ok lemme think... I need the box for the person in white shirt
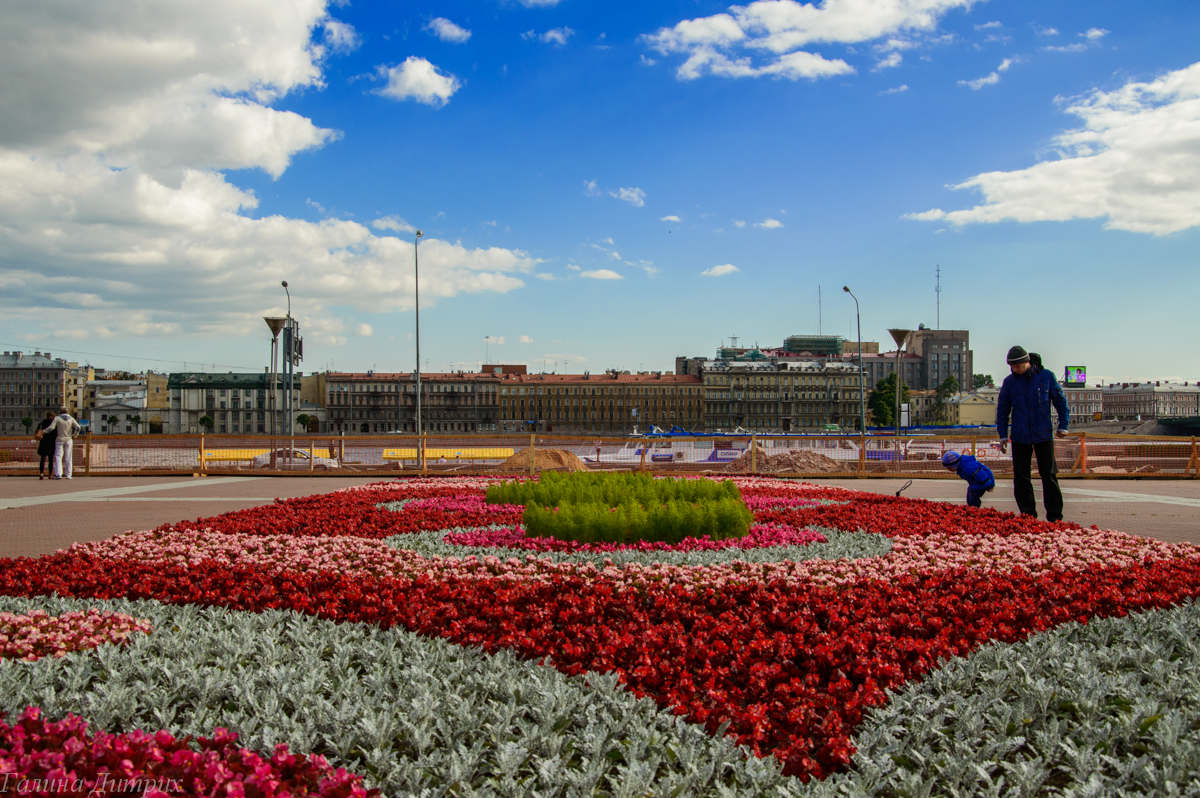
[49,406,82,480]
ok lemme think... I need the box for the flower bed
[0,477,1199,795]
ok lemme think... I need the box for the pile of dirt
[500,448,588,472]
[723,447,844,473]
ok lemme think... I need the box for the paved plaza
[0,475,1197,559]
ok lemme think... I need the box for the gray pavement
[1,475,1197,559]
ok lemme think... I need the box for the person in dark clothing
[996,345,1070,521]
[941,450,995,508]
[34,410,56,480]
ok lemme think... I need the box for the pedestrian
[940,450,995,508]
[49,406,82,480]
[34,410,56,479]
[995,346,1070,521]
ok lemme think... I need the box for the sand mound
[501,448,588,472]
[724,447,844,473]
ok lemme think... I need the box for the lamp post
[887,328,912,440]
[414,230,423,441]
[842,287,865,435]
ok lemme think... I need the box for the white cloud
[516,0,564,6]
[307,198,326,213]
[1034,26,1060,36]
[1042,43,1087,54]
[354,323,373,337]
[1083,27,1109,40]
[376,57,461,107]
[483,220,497,226]
[610,187,646,207]
[518,335,534,343]
[0,3,544,344]
[881,84,909,94]
[974,21,1002,30]
[959,71,1000,90]
[601,237,615,244]
[323,19,361,53]
[638,260,660,277]
[567,264,581,271]
[372,215,418,234]
[523,27,574,46]
[907,61,1200,235]
[645,0,972,82]
[425,17,471,44]
[535,272,555,280]
[583,179,601,196]
[702,264,740,276]
[874,52,902,70]
[580,269,623,280]
[755,218,784,229]
[733,219,746,227]
[998,57,1018,72]
[486,336,506,345]
[660,214,681,221]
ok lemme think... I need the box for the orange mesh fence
[0,432,1196,478]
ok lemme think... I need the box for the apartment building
[696,359,862,432]
[167,372,301,434]
[1102,381,1200,422]
[1063,386,1103,423]
[0,351,70,434]
[326,371,501,434]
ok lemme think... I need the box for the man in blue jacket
[996,346,1070,521]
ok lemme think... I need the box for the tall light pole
[888,328,912,440]
[414,230,423,438]
[842,287,865,435]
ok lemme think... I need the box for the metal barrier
[0,432,1197,478]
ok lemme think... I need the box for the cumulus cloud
[372,215,418,233]
[733,219,746,227]
[583,179,601,196]
[580,269,623,280]
[660,214,681,221]
[425,17,471,44]
[702,264,740,276]
[874,52,902,70]
[376,57,461,107]
[523,27,574,46]
[1083,27,1109,40]
[518,335,533,343]
[755,218,784,229]
[354,323,373,337]
[0,1,542,344]
[908,61,1200,234]
[881,84,909,94]
[609,187,646,206]
[644,0,972,81]
[974,21,1002,30]
[1043,43,1087,53]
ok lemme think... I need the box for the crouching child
[941,450,995,508]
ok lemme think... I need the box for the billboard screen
[1064,366,1087,386]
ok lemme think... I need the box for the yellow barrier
[201,448,332,462]
[383,447,515,461]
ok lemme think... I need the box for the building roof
[1102,382,1200,394]
[325,370,701,384]
[167,372,300,388]
[0,351,67,368]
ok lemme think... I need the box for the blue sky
[2,0,1198,386]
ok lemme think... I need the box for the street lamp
[842,287,865,436]
[414,230,423,441]
[887,328,912,439]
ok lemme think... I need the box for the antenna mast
[935,265,941,329]
[818,285,822,334]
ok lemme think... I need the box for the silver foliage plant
[812,598,1200,798]
[0,596,801,798]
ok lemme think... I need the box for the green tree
[129,414,142,434]
[867,374,911,427]
[105,414,119,432]
[198,415,214,432]
[296,413,310,433]
[973,373,995,390]
[933,375,960,424]
[20,416,33,434]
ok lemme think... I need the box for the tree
[20,416,33,434]
[973,373,995,390]
[866,374,911,427]
[129,414,142,434]
[199,415,214,432]
[295,414,310,433]
[105,414,119,433]
[933,375,960,424]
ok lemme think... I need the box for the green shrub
[492,472,753,544]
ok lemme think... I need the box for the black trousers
[1012,440,1063,521]
[38,453,51,474]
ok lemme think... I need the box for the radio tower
[935,265,941,329]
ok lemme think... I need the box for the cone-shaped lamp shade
[264,317,286,340]
[888,328,911,347]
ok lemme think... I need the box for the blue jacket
[951,454,995,491]
[996,365,1069,444]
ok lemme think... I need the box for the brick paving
[1,475,1198,559]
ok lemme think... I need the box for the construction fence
[1,432,1198,478]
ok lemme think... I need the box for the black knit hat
[1006,345,1030,364]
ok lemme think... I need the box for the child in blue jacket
[942,450,995,508]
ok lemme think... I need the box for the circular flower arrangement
[1,475,1200,796]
